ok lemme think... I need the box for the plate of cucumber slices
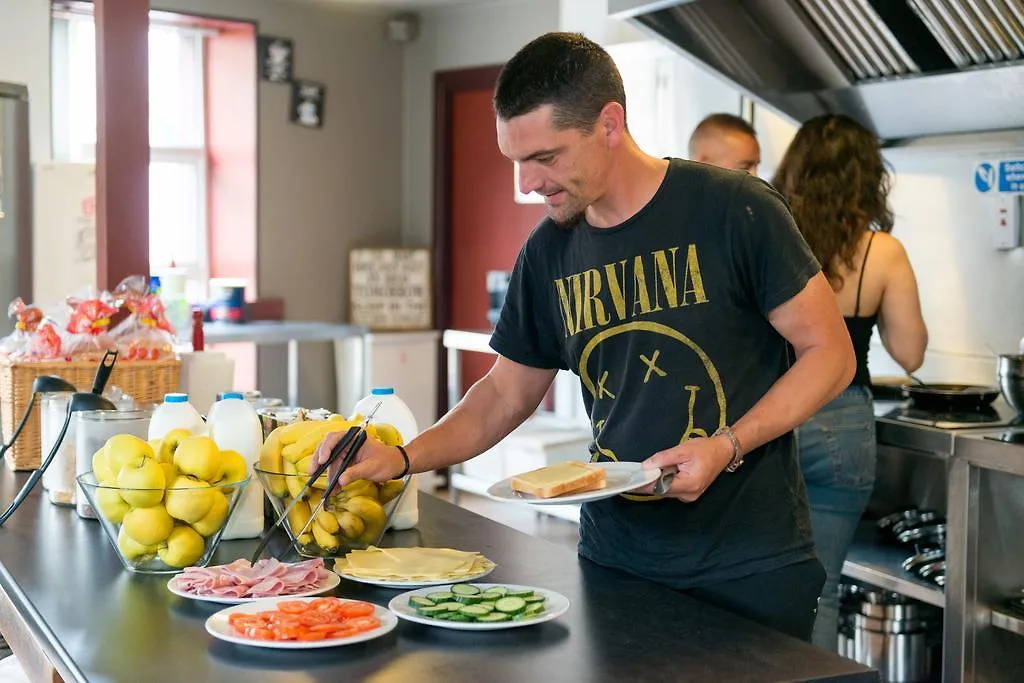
[387,583,569,631]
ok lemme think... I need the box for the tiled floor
[430,489,581,551]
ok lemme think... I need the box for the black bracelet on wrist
[396,445,411,478]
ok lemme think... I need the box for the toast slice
[510,461,606,499]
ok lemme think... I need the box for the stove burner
[889,405,1008,428]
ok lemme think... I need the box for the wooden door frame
[431,64,504,421]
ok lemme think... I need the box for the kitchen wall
[400,0,560,247]
[0,0,50,163]
[0,0,404,412]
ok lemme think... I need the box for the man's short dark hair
[493,32,626,132]
[688,113,757,156]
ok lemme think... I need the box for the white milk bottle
[207,392,265,539]
[352,387,419,530]
[148,393,206,440]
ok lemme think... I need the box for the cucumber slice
[409,596,435,608]
[450,583,482,597]
[484,586,508,596]
[523,602,545,615]
[524,595,546,604]
[453,594,484,605]
[477,602,496,612]
[417,605,450,617]
[505,590,535,599]
[426,591,454,602]
[434,601,463,612]
[494,597,527,615]
[475,613,511,623]
[446,613,472,622]
[457,605,490,619]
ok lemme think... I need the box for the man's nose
[517,162,543,195]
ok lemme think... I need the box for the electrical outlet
[993,195,1022,250]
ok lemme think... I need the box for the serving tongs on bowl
[249,402,381,563]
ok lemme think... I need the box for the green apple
[173,436,222,483]
[156,428,192,464]
[117,525,159,562]
[158,525,206,568]
[116,457,166,507]
[164,475,215,523]
[121,504,175,546]
[95,480,131,523]
[190,491,229,537]
[104,434,155,476]
[92,449,115,483]
[214,449,248,491]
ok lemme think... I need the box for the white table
[203,321,369,407]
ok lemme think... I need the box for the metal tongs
[249,402,382,563]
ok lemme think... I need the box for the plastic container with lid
[75,407,153,519]
[352,387,419,531]
[148,393,206,441]
[207,392,264,539]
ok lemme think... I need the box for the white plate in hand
[484,461,661,505]
[205,596,397,649]
[168,570,340,605]
[388,583,569,631]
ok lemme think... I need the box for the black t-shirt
[489,159,822,588]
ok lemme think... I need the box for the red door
[448,87,546,394]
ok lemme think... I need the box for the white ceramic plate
[388,583,570,631]
[484,461,662,505]
[205,596,397,649]
[337,562,496,589]
[168,570,340,605]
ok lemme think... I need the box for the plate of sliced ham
[167,558,340,604]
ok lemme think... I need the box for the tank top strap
[854,232,877,318]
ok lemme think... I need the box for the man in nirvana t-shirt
[312,33,856,642]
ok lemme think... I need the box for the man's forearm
[730,344,854,455]
[404,373,537,474]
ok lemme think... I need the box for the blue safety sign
[975,160,1024,193]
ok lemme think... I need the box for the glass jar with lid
[74,407,153,519]
[40,392,77,506]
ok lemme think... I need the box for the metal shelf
[990,606,1024,636]
[842,524,945,608]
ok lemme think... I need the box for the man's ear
[598,102,626,147]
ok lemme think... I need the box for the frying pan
[901,382,1000,411]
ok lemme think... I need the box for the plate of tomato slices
[205,596,398,649]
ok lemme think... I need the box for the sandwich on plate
[510,461,606,499]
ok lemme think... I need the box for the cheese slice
[335,546,495,581]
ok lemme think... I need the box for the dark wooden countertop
[0,471,877,682]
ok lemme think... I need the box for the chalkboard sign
[349,248,433,330]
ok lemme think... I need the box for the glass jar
[40,392,77,506]
[75,407,153,520]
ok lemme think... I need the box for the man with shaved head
[688,113,761,176]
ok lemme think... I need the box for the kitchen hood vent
[609,0,1024,142]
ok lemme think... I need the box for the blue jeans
[797,385,876,651]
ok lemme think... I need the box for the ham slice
[176,559,329,599]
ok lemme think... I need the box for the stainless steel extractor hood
[610,0,1024,142]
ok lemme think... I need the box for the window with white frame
[51,13,208,292]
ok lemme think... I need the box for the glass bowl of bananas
[255,416,409,558]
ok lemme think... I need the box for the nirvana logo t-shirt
[490,160,821,588]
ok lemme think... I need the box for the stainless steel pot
[997,354,1024,412]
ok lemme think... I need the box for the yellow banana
[286,499,312,537]
[282,421,352,462]
[378,479,406,505]
[283,459,307,501]
[258,430,288,496]
[312,520,341,551]
[297,532,314,546]
[334,510,365,540]
[372,422,404,447]
[342,479,378,502]
[344,495,387,530]
[314,507,340,534]
[277,420,326,446]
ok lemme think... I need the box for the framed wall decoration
[349,248,433,331]
[257,35,294,83]
[290,80,325,129]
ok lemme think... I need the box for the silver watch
[713,426,744,472]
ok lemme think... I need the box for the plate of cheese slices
[334,547,496,589]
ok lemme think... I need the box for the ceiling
[299,0,489,6]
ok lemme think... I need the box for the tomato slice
[297,631,328,641]
[347,616,381,633]
[338,602,375,619]
[277,601,310,614]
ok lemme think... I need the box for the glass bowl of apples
[76,432,251,574]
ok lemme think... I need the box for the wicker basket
[0,357,181,471]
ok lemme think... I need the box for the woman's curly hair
[772,114,893,289]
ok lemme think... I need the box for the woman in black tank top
[772,115,893,652]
